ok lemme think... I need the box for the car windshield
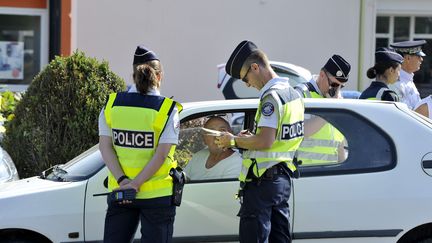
[44,144,104,182]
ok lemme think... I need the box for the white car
[217,61,361,99]
[0,99,432,243]
[218,61,312,99]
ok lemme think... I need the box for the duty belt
[247,162,289,182]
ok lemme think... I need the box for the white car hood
[0,176,74,197]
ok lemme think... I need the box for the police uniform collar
[259,77,289,99]
[371,81,389,88]
[129,85,160,95]
[309,76,324,97]
[399,69,414,83]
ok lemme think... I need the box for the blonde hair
[133,60,162,94]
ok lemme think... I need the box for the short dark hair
[241,50,269,74]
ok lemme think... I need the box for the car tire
[4,240,32,243]
[418,239,432,243]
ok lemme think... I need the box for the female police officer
[360,47,403,101]
[98,45,181,243]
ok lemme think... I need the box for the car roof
[181,98,403,117]
[217,61,312,90]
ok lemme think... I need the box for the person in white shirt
[389,40,427,109]
[415,95,432,119]
[184,116,241,180]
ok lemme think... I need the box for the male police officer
[389,40,427,109]
[215,40,304,242]
[294,55,351,164]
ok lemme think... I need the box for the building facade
[0,0,431,101]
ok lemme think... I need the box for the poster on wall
[0,41,24,80]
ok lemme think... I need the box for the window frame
[299,108,397,177]
[0,7,48,91]
[179,108,254,184]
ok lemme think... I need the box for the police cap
[323,54,351,83]
[133,45,159,65]
[390,40,426,57]
[225,40,259,79]
[375,47,403,64]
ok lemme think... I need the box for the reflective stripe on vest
[104,92,182,199]
[296,83,323,98]
[239,87,304,182]
[375,87,389,100]
[296,89,344,164]
[296,124,344,164]
[366,88,392,101]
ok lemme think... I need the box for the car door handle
[423,160,432,169]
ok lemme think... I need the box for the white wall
[72,0,360,102]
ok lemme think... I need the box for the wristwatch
[230,137,236,147]
[117,175,129,184]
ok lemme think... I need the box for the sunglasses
[241,66,252,83]
[324,71,345,88]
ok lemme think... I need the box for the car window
[175,112,244,183]
[299,108,396,177]
[298,113,348,167]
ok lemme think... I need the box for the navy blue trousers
[238,174,292,243]
[103,196,176,243]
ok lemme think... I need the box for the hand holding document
[201,127,223,136]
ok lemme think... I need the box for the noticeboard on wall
[0,9,48,91]
[0,41,24,80]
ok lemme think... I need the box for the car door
[292,108,400,243]
[173,111,244,241]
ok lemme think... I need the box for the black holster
[169,167,186,206]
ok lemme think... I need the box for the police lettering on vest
[112,129,154,149]
[281,121,304,140]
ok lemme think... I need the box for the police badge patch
[261,102,274,116]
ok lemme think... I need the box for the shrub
[0,91,22,137]
[2,51,126,178]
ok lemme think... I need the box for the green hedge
[0,91,21,135]
[2,51,126,178]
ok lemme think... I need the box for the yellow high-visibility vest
[239,87,304,182]
[295,83,345,164]
[104,92,182,199]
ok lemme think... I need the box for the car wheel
[4,240,32,243]
[418,239,432,243]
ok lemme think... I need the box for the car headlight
[0,147,19,183]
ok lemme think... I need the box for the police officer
[294,55,350,164]
[360,48,403,101]
[295,54,350,99]
[389,40,427,109]
[215,40,304,243]
[98,45,181,243]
